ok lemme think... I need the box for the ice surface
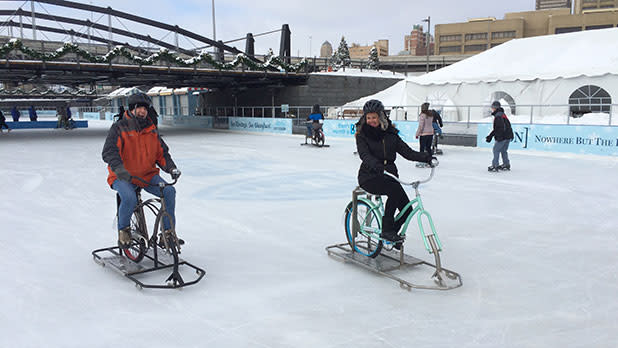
[1,121,617,347]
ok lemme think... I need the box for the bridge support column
[245,33,254,58]
[279,24,290,65]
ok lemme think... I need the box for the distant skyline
[0,0,537,56]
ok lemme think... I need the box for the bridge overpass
[0,0,306,89]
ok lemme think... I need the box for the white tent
[345,28,618,122]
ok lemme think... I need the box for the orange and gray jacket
[102,111,176,187]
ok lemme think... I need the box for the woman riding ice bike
[306,104,326,147]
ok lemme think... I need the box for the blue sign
[391,120,419,143]
[228,117,292,134]
[477,123,618,156]
[322,119,357,138]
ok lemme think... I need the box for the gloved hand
[485,135,492,143]
[114,165,131,182]
[171,168,181,180]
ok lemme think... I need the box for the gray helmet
[128,93,151,110]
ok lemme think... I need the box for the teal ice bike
[327,159,462,290]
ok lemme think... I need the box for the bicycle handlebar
[131,175,178,187]
[383,157,438,187]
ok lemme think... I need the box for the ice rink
[1,121,617,348]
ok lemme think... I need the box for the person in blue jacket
[11,106,20,122]
[28,106,38,121]
[306,104,324,137]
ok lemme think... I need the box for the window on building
[491,31,516,39]
[439,45,461,54]
[490,43,503,48]
[464,44,487,53]
[585,24,613,30]
[173,95,181,115]
[569,85,612,116]
[555,26,582,34]
[439,34,461,42]
[465,32,488,41]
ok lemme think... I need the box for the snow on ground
[1,121,617,348]
[312,68,405,79]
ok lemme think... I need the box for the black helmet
[128,93,151,110]
[363,99,384,115]
[312,104,321,114]
[421,102,430,112]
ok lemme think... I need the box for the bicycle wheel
[315,131,325,147]
[344,201,382,258]
[123,209,147,262]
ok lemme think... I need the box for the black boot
[381,216,403,242]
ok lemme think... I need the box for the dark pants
[361,175,411,232]
[419,135,433,155]
[0,120,9,130]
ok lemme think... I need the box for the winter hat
[491,101,501,109]
[421,102,430,112]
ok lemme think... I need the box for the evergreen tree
[331,36,351,68]
[367,46,379,70]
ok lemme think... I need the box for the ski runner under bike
[355,99,432,243]
[102,93,181,249]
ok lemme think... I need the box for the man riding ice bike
[306,104,325,145]
[102,93,181,249]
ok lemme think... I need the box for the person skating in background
[28,106,38,121]
[486,101,514,172]
[355,99,431,244]
[11,106,20,122]
[431,108,444,155]
[0,109,10,133]
[415,102,434,167]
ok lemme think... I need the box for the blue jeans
[492,139,511,167]
[112,174,176,231]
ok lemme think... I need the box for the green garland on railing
[0,39,308,72]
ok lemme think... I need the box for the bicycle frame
[356,165,443,254]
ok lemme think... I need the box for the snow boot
[118,227,131,249]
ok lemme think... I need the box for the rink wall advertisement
[477,124,618,156]
[228,117,292,134]
[161,115,213,128]
[323,119,420,142]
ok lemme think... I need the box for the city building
[404,25,434,56]
[574,0,618,13]
[349,40,388,59]
[435,6,618,55]
[320,41,333,58]
[536,0,572,10]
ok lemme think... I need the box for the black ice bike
[93,175,205,289]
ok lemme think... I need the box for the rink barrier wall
[160,115,292,134]
[5,120,88,129]
[477,124,618,156]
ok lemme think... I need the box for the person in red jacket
[102,93,181,249]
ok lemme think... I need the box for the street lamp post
[422,16,431,73]
[212,0,216,41]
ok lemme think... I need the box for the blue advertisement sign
[477,123,618,156]
[228,117,292,134]
[323,119,420,142]
[322,120,357,138]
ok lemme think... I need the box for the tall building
[574,0,618,13]
[348,40,388,59]
[320,41,333,58]
[435,6,618,55]
[404,25,434,56]
[536,0,572,10]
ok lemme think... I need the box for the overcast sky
[1,0,538,56]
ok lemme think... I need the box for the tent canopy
[411,28,618,85]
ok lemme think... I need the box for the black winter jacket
[488,107,514,141]
[356,123,428,184]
